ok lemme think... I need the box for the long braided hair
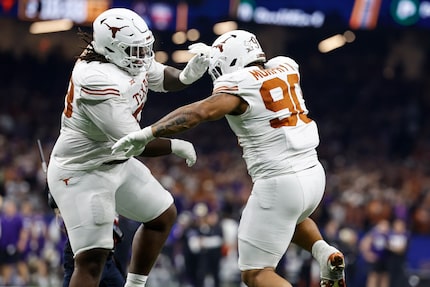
[76,28,109,63]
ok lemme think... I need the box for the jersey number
[260,74,311,128]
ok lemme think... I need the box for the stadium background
[1,0,430,286]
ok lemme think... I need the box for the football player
[47,8,209,287]
[112,29,347,287]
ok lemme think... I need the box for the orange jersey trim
[213,85,239,94]
[81,87,121,97]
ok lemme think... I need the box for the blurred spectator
[0,198,27,286]
[387,218,409,287]
[219,206,241,285]
[181,203,224,287]
[337,227,359,287]
[360,219,391,287]
[20,199,50,287]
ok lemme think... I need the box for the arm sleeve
[147,60,168,93]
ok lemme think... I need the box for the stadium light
[213,21,238,35]
[318,31,356,53]
[29,19,74,34]
[172,50,194,63]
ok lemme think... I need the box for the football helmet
[208,30,266,80]
[92,8,154,75]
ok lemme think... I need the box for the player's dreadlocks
[76,28,109,63]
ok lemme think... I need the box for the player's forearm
[139,138,172,157]
[152,106,204,137]
[163,66,188,91]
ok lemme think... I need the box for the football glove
[179,42,211,85]
[111,126,155,157]
[171,139,197,167]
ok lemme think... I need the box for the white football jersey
[214,56,320,181]
[50,59,166,170]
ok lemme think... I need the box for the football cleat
[320,252,346,287]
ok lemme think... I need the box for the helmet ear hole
[215,66,222,76]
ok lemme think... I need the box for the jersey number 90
[260,74,311,128]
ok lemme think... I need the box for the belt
[103,159,129,165]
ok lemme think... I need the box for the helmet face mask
[209,30,266,81]
[92,8,155,76]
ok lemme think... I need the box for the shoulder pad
[73,62,121,100]
[266,56,299,71]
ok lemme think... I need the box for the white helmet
[209,30,266,80]
[92,8,154,75]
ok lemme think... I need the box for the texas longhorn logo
[100,19,128,38]
[61,177,72,186]
[214,34,237,52]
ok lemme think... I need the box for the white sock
[124,273,148,287]
[311,240,341,278]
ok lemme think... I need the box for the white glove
[171,139,197,167]
[179,42,211,85]
[111,126,155,157]
[188,42,212,55]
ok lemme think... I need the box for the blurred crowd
[1,26,430,287]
